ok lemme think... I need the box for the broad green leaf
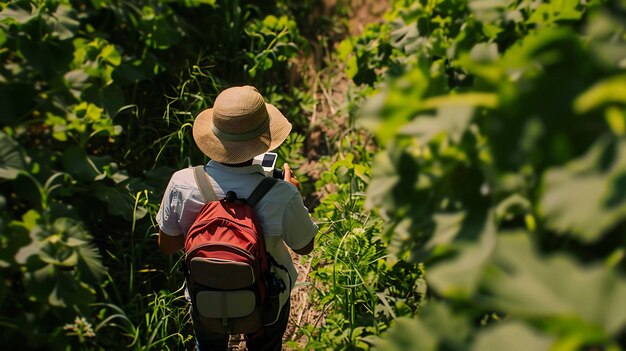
[0,3,37,24]
[573,75,626,114]
[0,131,28,179]
[64,69,89,98]
[427,211,497,297]
[469,0,509,24]
[62,146,100,182]
[469,42,499,63]
[389,17,420,52]
[471,323,554,351]
[420,212,467,254]
[92,182,136,221]
[53,217,92,242]
[345,55,358,79]
[48,271,94,308]
[399,105,474,145]
[495,193,531,222]
[585,11,626,68]
[365,151,400,211]
[183,0,216,6]
[100,44,121,66]
[421,93,498,110]
[337,39,353,61]
[540,138,626,242]
[480,233,626,337]
[358,67,428,145]
[368,317,438,351]
[0,27,6,46]
[369,301,471,351]
[46,4,79,40]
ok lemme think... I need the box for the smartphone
[252,152,278,174]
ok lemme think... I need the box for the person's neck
[219,160,253,167]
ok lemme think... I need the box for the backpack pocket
[188,257,264,334]
[196,290,256,318]
[189,257,255,289]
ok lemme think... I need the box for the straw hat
[193,86,292,164]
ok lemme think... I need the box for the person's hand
[283,163,301,189]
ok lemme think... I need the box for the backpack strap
[247,177,278,207]
[193,165,218,203]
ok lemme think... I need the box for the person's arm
[283,163,300,189]
[282,163,317,255]
[158,229,185,255]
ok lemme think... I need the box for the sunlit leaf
[0,3,37,24]
[573,75,626,114]
[47,4,79,40]
[389,17,420,53]
[540,138,626,242]
[365,151,400,211]
[369,301,472,351]
[0,27,6,46]
[471,322,554,351]
[480,233,626,337]
[368,317,437,351]
[100,44,121,66]
[427,211,497,298]
[399,105,475,145]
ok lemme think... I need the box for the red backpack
[184,166,279,335]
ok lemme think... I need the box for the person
[156,85,318,351]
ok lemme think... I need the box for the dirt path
[283,1,389,349]
[227,2,388,349]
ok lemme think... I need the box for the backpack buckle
[225,191,238,203]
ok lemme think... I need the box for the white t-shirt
[156,161,318,308]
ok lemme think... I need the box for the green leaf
[368,317,438,351]
[369,301,472,351]
[62,146,100,182]
[64,69,89,98]
[471,323,554,351]
[573,75,626,114]
[540,138,626,242]
[183,0,216,6]
[337,39,353,61]
[427,211,497,298]
[345,55,358,79]
[365,151,400,211]
[0,4,37,24]
[92,182,136,221]
[46,4,79,40]
[100,44,121,66]
[469,42,499,63]
[399,105,475,145]
[389,17,420,52]
[0,27,6,46]
[481,233,626,337]
[48,271,94,308]
[0,131,28,179]
[77,244,106,281]
[358,67,429,145]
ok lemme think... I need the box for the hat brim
[193,103,292,164]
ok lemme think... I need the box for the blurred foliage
[337,0,626,349]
